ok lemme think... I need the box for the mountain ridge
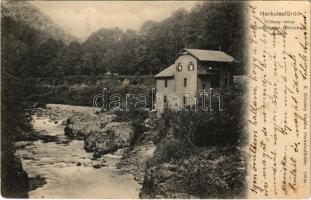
[2,1,77,44]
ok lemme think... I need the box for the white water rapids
[15,115,140,198]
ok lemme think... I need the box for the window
[177,63,182,71]
[183,96,186,106]
[188,62,194,71]
[164,79,168,88]
[184,78,187,87]
[164,95,167,104]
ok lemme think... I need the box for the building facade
[155,48,236,111]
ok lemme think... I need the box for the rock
[64,108,134,159]
[92,164,101,169]
[117,137,156,185]
[54,121,58,124]
[64,113,108,140]
[15,131,38,142]
[76,162,81,166]
[64,125,87,140]
[84,122,135,157]
[64,112,135,157]
[90,130,118,157]
[29,175,46,191]
[38,135,59,143]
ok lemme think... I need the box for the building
[155,48,236,111]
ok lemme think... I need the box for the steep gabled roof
[155,64,175,78]
[183,48,235,62]
[155,49,235,78]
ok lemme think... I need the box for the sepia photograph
[1,0,309,199]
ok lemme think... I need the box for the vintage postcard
[1,0,310,199]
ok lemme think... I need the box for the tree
[80,1,246,75]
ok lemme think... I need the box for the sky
[30,1,199,40]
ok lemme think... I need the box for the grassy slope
[140,84,247,198]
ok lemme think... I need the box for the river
[15,114,141,198]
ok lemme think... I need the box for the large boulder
[64,112,135,157]
[64,113,116,140]
[84,122,135,157]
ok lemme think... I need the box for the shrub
[142,87,247,197]
[182,146,245,198]
[147,137,191,167]
[155,86,246,147]
[142,145,246,198]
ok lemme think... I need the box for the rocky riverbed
[14,104,153,198]
[13,104,246,198]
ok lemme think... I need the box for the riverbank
[14,99,246,198]
[139,86,247,198]
[1,152,29,198]
[15,104,143,198]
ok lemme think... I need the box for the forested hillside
[2,1,76,44]
[2,1,246,78]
